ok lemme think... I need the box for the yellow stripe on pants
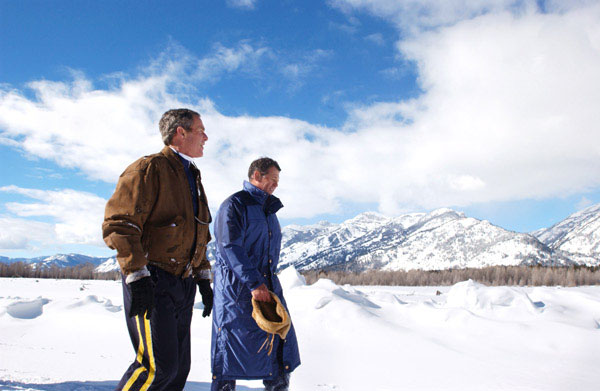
[140,312,155,391]
[123,313,153,391]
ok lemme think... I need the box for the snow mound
[6,298,50,319]
[309,279,380,310]
[446,279,542,317]
[68,295,121,312]
[279,265,306,290]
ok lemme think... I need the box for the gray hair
[158,108,200,145]
[248,157,281,179]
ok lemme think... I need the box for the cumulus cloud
[1,4,600,226]
[329,1,600,213]
[0,186,107,247]
[0,217,54,250]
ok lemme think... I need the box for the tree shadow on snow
[0,380,262,391]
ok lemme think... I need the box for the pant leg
[166,274,197,390]
[116,273,158,391]
[115,268,196,391]
[263,372,290,391]
[211,379,236,391]
[263,343,290,391]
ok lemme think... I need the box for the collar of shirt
[169,146,194,162]
[170,146,196,168]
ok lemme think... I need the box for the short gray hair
[158,108,200,145]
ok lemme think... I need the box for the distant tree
[0,261,120,280]
[301,265,600,287]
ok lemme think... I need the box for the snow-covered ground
[1,268,599,391]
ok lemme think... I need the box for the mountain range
[2,203,599,273]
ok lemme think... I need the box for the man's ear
[251,170,262,182]
[176,126,186,138]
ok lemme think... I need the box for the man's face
[252,166,280,195]
[179,116,207,158]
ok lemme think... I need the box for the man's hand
[128,277,154,319]
[251,283,272,302]
[197,279,213,317]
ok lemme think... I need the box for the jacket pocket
[146,216,185,261]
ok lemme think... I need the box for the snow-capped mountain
[278,208,573,272]
[1,253,112,269]
[532,203,600,264]
[95,257,119,273]
[2,204,598,273]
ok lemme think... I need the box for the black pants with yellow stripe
[117,265,197,391]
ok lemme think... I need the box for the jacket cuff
[125,266,151,284]
[247,275,266,292]
[193,268,211,281]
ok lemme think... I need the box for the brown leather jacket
[103,146,211,278]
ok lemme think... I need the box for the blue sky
[1,0,600,258]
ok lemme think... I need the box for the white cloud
[328,0,538,33]
[1,4,600,225]
[0,217,53,250]
[194,42,273,82]
[226,0,257,10]
[331,0,600,33]
[336,2,600,213]
[279,49,333,90]
[0,186,107,247]
[0,74,176,182]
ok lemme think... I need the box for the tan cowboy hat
[252,291,291,355]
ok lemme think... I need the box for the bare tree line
[301,265,600,287]
[2,261,599,286]
[0,262,120,280]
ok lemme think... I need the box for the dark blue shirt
[176,153,199,217]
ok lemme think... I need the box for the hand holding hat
[251,290,291,356]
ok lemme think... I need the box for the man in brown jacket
[103,108,213,391]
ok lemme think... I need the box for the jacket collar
[243,180,283,214]
[161,145,201,177]
[161,145,183,168]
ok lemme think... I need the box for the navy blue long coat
[211,181,301,381]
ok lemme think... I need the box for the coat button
[213,375,216,380]
[263,273,267,277]
[218,327,221,332]
[269,259,272,264]
[285,365,289,370]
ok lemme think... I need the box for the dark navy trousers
[116,265,197,391]
[211,343,290,391]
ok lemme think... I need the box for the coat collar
[243,180,283,214]
[161,145,202,177]
[161,145,184,170]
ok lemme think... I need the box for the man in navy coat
[211,157,300,391]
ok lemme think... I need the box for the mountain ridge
[2,204,598,273]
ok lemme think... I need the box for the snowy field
[1,268,599,391]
